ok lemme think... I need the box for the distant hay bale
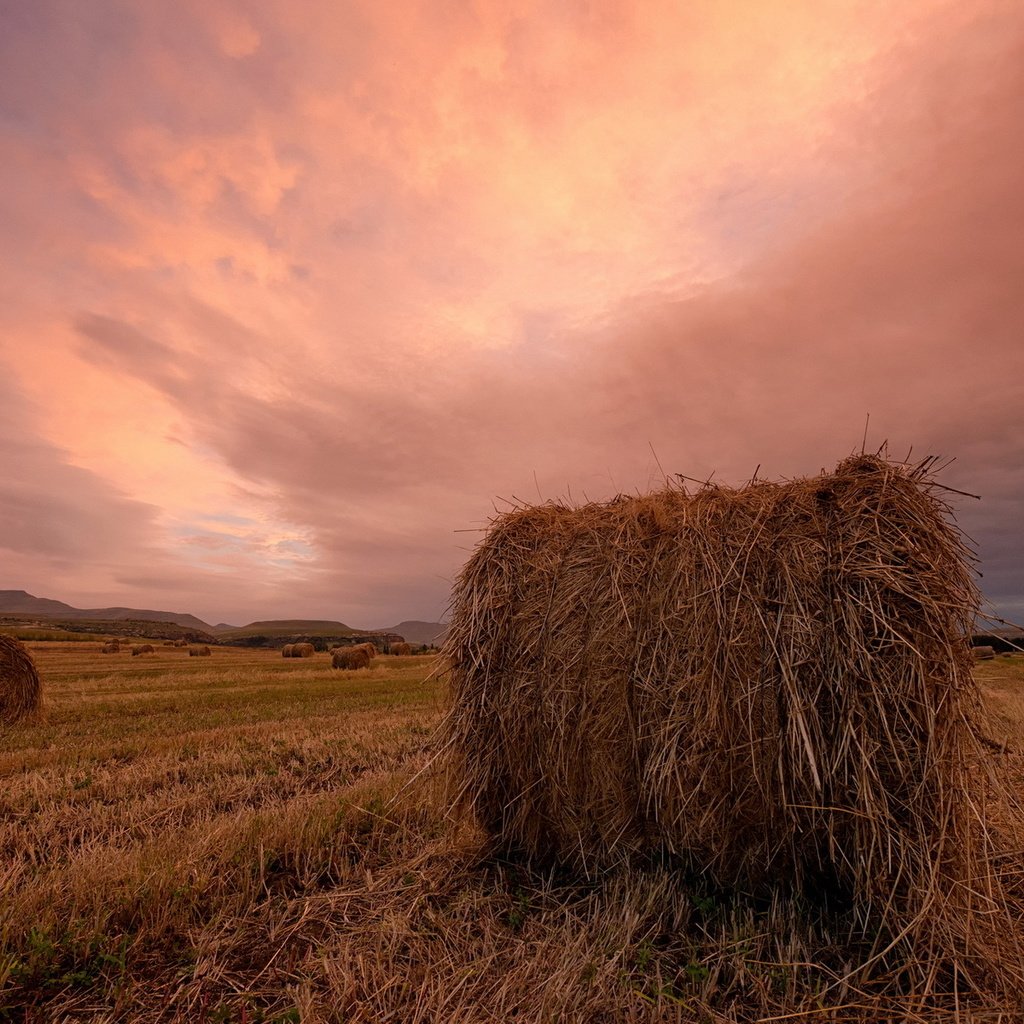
[188,646,211,657]
[173,639,189,648]
[332,647,371,670]
[974,645,996,660]
[390,642,413,656]
[101,641,120,654]
[0,635,41,725]
[281,644,295,658]
[131,644,155,656]
[442,455,1015,991]
[293,642,315,658]
[162,640,174,646]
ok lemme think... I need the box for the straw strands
[332,647,371,670]
[441,454,1020,994]
[0,635,41,725]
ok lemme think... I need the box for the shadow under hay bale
[441,454,1021,997]
[0,635,41,725]
[332,647,371,670]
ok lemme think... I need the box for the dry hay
[281,644,296,658]
[292,642,315,658]
[100,641,120,654]
[188,646,211,657]
[974,645,996,660]
[442,454,1023,1000]
[390,642,413,656]
[0,635,41,725]
[130,644,155,657]
[332,647,371,670]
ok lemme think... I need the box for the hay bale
[0,635,41,725]
[188,646,211,657]
[173,638,189,648]
[332,647,371,670]
[974,645,996,660]
[293,642,315,658]
[390,642,413,656]
[442,455,1009,986]
[131,644,155,656]
[281,644,295,658]
[101,641,120,654]
[354,642,377,658]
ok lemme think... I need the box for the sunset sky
[1,0,1022,629]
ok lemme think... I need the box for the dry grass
[2,642,1022,1021]
[0,635,41,725]
[442,454,1024,1009]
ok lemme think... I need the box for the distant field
[1,646,1023,1022]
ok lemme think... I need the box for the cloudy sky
[1,0,1022,629]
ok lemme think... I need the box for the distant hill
[0,590,214,632]
[215,619,358,639]
[378,620,448,645]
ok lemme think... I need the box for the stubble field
[2,644,1023,1023]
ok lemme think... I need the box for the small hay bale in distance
[173,638,189,648]
[973,645,996,660]
[443,455,1005,988]
[101,641,120,654]
[332,647,371,670]
[292,642,315,658]
[281,644,295,658]
[390,641,412,656]
[131,644,155,656]
[0,635,41,725]
[189,646,211,657]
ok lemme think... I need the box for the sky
[1,0,1022,629]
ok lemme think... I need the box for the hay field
[2,644,1023,1022]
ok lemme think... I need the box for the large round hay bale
[189,646,211,657]
[131,644,155,656]
[973,645,996,660]
[293,642,315,658]
[101,641,120,654]
[390,642,412,656]
[354,642,377,658]
[442,455,1003,981]
[332,647,371,670]
[281,644,295,658]
[0,635,41,725]
[173,638,189,648]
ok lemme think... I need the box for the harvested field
[1,642,1022,1022]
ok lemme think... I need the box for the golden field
[1,643,1023,1023]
